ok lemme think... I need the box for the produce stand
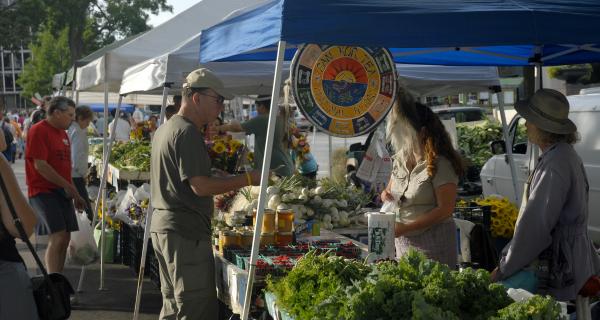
[214,230,368,314]
[89,155,150,191]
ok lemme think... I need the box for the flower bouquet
[207,135,245,173]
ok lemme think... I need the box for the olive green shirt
[390,156,458,231]
[150,115,213,240]
[242,114,293,176]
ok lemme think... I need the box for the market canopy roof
[120,30,500,96]
[199,0,600,66]
[75,0,265,92]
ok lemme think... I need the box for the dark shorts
[29,190,78,235]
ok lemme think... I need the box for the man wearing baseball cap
[493,89,600,300]
[150,68,263,319]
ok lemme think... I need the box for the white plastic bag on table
[67,211,98,265]
[117,185,138,214]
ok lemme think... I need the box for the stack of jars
[253,208,295,247]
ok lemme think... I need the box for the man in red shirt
[26,96,85,273]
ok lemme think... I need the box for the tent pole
[496,90,521,205]
[133,203,154,320]
[328,135,333,178]
[78,94,123,293]
[72,66,78,101]
[158,84,171,125]
[241,40,287,320]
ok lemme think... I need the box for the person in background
[290,127,318,179]
[0,115,16,163]
[164,105,177,121]
[0,154,39,320]
[9,115,23,160]
[150,68,264,319]
[26,96,85,273]
[381,87,464,268]
[108,109,131,142]
[95,114,106,136]
[23,95,51,143]
[173,95,182,110]
[216,95,294,176]
[492,89,600,301]
[68,105,94,221]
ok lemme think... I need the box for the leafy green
[491,295,564,320]
[91,141,151,171]
[266,249,562,320]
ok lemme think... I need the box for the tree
[44,0,172,63]
[0,0,44,49]
[17,26,72,98]
[11,0,171,96]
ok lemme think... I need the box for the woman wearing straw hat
[492,89,600,301]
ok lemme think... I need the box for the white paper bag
[367,212,396,262]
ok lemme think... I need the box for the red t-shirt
[25,120,72,197]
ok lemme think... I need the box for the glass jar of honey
[240,230,254,248]
[276,231,294,246]
[260,232,275,247]
[277,209,294,232]
[253,209,276,233]
[219,230,240,254]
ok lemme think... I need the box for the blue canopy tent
[199,0,600,66]
[88,103,135,114]
[198,1,600,318]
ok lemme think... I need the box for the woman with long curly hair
[381,88,464,267]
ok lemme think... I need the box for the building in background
[0,46,30,111]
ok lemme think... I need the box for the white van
[480,93,600,242]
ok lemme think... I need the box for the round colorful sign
[291,44,397,137]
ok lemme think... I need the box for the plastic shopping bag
[67,211,98,265]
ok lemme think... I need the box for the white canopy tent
[75,0,266,93]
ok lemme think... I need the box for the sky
[148,0,199,27]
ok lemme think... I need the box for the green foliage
[491,295,564,320]
[91,141,150,171]
[266,250,371,320]
[0,0,44,49]
[17,25,71,98]
[457,121,527,168]
[267,249,564,320]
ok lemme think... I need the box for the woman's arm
[395,183,457,237]
[0,156,37,238]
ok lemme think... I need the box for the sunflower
[212,142,227,154]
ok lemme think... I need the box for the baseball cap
[183,68,233,100]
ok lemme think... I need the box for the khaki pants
[151,232,217,320]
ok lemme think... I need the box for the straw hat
[514,88,576,134]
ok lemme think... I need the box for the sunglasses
[198,93,225,104]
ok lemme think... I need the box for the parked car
[480,93,600,242]
[432,106,488,125]
[294,110,313,132]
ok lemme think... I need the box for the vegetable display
[235,175,372,229]
[91,141,151,172]
[267,250,563,320]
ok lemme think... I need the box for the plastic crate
[454,205,492,231]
